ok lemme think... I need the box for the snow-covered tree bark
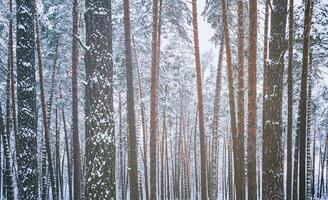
[297,0,312,198]
[209,37,223,200]
[262,0,287,198]
[35,7,57,199]
[84,0,115,198]
[16,0,38,198]
[286,0,294,198]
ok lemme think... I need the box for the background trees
[0,0,327,199]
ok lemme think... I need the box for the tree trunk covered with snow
[262,0,287,198]
[35,8,58,199]
[16,0,39,198]
[298,0,312,198]
[84,0,115,198]
[209,36,223,200]
[286,0,294,199]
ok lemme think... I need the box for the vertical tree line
[0,0,325,199]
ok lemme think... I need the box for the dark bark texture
[84,0,115,198]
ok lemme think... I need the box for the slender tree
[149,0,159,197]
[84,0,115,198]
[192,0,207,199]
[209,36,224,200]
[236,0,246,198]
[298,0,312,198]
[0,0,17,197]
[16,0,38,198]
[1,101,13,200]
[221,0,240,198]
[71,0,81,198]
[133,36,149,200]
[261,2,269,199]
[247,0,258,199]
[286,0,294,198]
[4,20,14,198]
[62,108,72,200]
[123,0,140,198]
[35,7,57,199]
[262,0,287,198]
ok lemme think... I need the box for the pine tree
[286,0,294,198]
[262,0,287,198]
[209,36,223,200]
[221,0,240,198]
[71,0,82,198]
[35,6,57,199]
[149,0,160,198]
[247,0,257,199]
[123,0,140,198]
[3,0,15,197]
[84,0,115,198]
[62,108,72,200]
[16,0,39,198]
[4,23,14,199]
[236,0,246,198]
[192,0,207,199]
[298,0,312,198]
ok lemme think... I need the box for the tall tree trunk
[209,36,224,200]
[149,0,159,197]
[236,0,246,198]
[286,0,294,199]
[62,108,72,200]
[165,109,170,200]
[161,108,166,200]
[312,120,316,198]
[84,0,115,198]
[247,0,258,199]
[319,138,327,198]
[16,0,38,198]
[306,54,313,199]
[4,0,15,196]
[193,110,198,200]
[293,109,299,199]
[262,0,269,132]
[227,131,233,200]
[71,0,81,198]
[72,0,82,196]
[133,34,149,200]
[4,23,14,198]
[298,0,312,198]
[262,0,287,198]
[123,0,140,198]
[35,8,57,200]
[191,0,207,199]
[1,102,14,200]
[55,109,61,199]
[221,0,239,198]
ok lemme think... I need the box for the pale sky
[198,0,216,53]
